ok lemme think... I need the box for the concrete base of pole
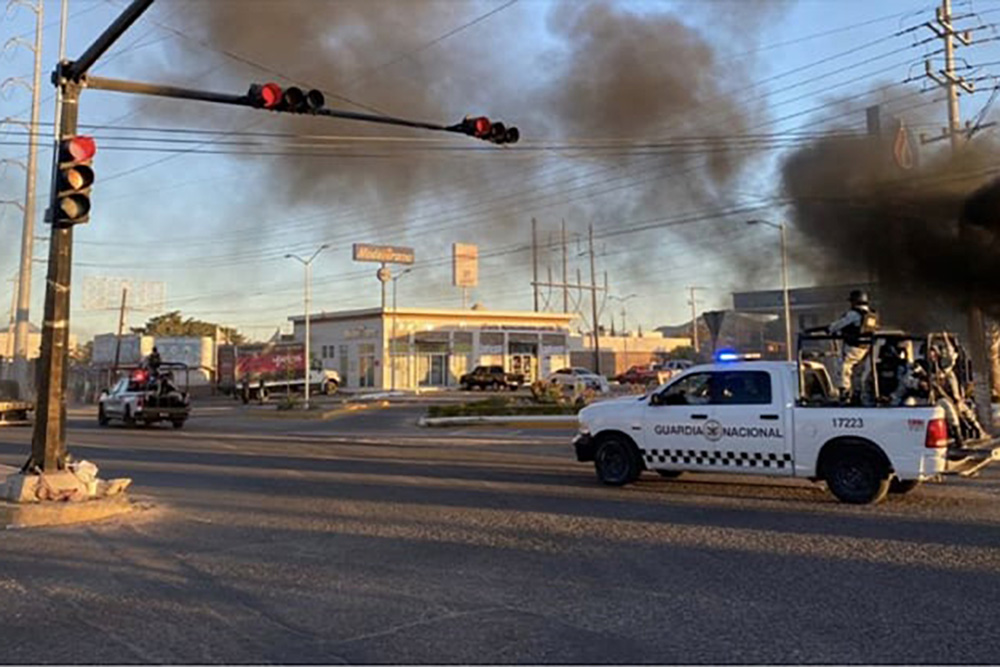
[0,464,134,528]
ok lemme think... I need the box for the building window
[339,345,349,382]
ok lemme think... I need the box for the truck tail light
[925,417,949,448]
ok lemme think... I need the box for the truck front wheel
[594,436,641,486]
[824,450,890,504]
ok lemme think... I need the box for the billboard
[82,276,166,311]
[352,243,415,265]
[452,242,478,287]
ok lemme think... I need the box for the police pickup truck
[98,366,191,428]
[573,353,1000,504]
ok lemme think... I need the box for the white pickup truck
[573,359,1000,504]
[239,369,340,403]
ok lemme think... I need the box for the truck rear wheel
[324,381,338,396]
[824,450,890,504]
[594,436,641,486]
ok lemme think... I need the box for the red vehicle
[217,343,339,401]
[615,364,666,385]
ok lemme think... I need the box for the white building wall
[292,310,573,391]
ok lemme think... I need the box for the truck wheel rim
[836,461,869,494]
[600,446,626,480]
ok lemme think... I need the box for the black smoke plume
[780,103,1000,329]
[120,1,780,265]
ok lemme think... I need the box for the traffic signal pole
[23,0,517,471]
[25,80,82,471]
[25,0,155,471]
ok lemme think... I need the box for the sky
[3,0,1000,343]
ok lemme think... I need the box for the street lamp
[391,267,413,391]
[285,243,329,409]
[609,293,638,375]
[609,293,638,334]
[747,219,792,361]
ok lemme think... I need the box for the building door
[508,339,538,382]
[358,343,376,388]
[417,353,448,387]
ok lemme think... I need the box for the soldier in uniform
[147,346,162,375]
[826,290,878,402]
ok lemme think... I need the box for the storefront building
[289,308,575,390]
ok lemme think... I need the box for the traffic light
[248,82,283,109]
[54,135,96,225]
[247,82,326,113]
[450,115,520,144]
[280,86,325,113]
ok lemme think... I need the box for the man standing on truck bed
[826,290,878,403]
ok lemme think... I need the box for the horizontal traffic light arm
[83,74,514,139]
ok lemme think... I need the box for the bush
[427,396,581,418]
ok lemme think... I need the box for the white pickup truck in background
[573,359,1000,504]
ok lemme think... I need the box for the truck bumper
[573,432,597,462]
[944,437,1000,477]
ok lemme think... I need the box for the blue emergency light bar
[714,349,762,362]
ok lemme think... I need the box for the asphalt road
[2,402,1000,664]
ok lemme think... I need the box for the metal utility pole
[924,0,972,153]
[12,0,44,382]
[286,245,329,410]
[924,0,993,427]
[561,220,569,313]
[531,218,539,312]
[589,225,601,375]
[688,286,706,354]
[391,268,413,391]
[747,219,793,361]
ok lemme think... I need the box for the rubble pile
[0,460,131,504]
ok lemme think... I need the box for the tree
[132,311,245,344]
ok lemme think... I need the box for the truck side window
[714,371,772,405]
[660,373,713,406]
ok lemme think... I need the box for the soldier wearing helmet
[826,290,878,402]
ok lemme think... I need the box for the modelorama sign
[352,243,415,265]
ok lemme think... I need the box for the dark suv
[459,365,525,391]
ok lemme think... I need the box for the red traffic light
[248,82,283,109]
[449,116,519,144]
[473,117,491,138]
[62,135,97,162]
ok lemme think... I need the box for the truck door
[708,369,792,476]
[641,372,716,471]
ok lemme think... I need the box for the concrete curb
[245,400,390,420]
[419,415,578,429]
[1,494,133,529]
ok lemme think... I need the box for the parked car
[615,364,670,386]
[659,359,694,374]
[547,367,610,393]
[460,365,525,391]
